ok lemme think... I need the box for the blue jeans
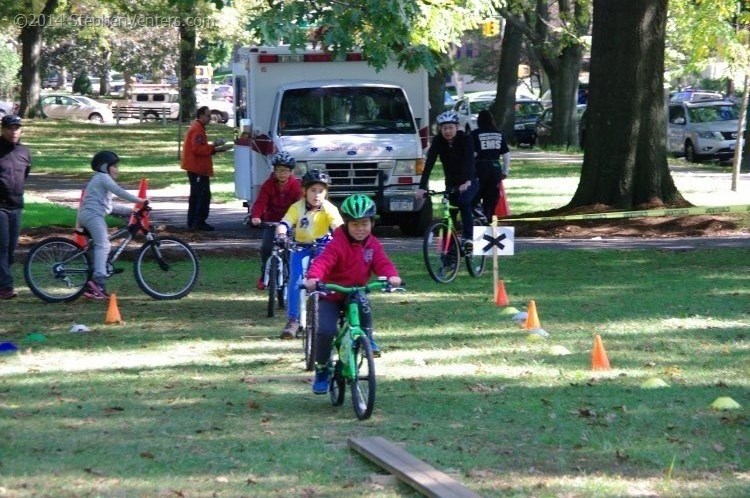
[315,295,373,365]
[0,208,22,289]
[286,246,321,321]
[449,179,479,239]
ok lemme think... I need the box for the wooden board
[348,436,482,498]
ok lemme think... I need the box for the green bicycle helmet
[340,194,376,221]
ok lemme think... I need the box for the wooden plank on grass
[348,436,482,498]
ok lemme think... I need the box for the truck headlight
[295,161,307,176]
[394,160,417,175]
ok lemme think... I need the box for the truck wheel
[143,111,159,122]
[399,197,432,237]
[210,111,223,124]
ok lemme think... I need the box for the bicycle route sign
[471,226,515,256]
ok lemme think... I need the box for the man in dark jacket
[0,115,31,299]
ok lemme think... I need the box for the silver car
[40,94,114,123]
[667,101,740,162]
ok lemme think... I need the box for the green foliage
[72,71,93,95]
[0,37,21,100]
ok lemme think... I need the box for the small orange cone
[129,178,149,228]
[105,293,123,324]
[494,180,510,218]
[73,189,87,248]
[495,280,509,307]
[591,334,611,370]
[524,299,541,330]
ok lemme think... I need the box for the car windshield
[687,105,739,123]
[516,101,543,117]
[469,100,494,114]
[278,86,416,135]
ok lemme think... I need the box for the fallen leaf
[246,400,260,409]
[713,443,725,453]
[140,451,154,459]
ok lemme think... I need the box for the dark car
[513,98,544,147]
[536,104,587,148]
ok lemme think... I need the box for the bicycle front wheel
[351,335,376,420]
[134,236,199,299]
[423,222,460,283]
[24,237,91,303]
[266,259,278,318]
[329,361,345,406]
[304,292,319,371]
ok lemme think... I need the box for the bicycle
[288,240,323,372]
[422,189,487,283]
[309,278,405,420]
[259,223,289,318]
[24,205,200,302]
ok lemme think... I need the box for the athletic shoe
[195,222,215,232]
[312,367,330,394]
[82,281,108,300]
[256,277,267,291]
[0,287,18,300]
[370,338,381,358]
[279,319,298,339]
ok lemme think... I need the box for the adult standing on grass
[416,111,478,244]
[0,115,30,300]
[471,110,510,220]
[181,106,231,232]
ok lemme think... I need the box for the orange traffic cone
[591,334,611,370]
[494,180,510,218]
[73,189,87,248]
[105,293,123,324]
[129,178,149,228]
[495,280,509,307]
[524,299,541,330]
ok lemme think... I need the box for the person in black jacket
[416,111,478,241]
[471,110,510,220]
[0,115,31,299]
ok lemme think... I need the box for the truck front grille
[324,162,380,191]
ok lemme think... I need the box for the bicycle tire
[24,237,91,303]
[465,252,487,278]
[277,255,288,310]
[134,236,199,300]
[329,360,345,406]
[423,221,460,283]
[304,292,319,371]
[351,335,376,420]
[266,259,278,317]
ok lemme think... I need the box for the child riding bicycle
[276,169,343,339]
[77,151,148,299]
[303,194,401,394]
[249,151,303,290]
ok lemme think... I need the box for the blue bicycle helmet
[272,151,296,169]
[436,111,459,125]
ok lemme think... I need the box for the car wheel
[684,141,700,163]
[143,111,159,122]
[210,111,223,124]
[88,113,103,123]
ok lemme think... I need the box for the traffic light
[482,19,501,37]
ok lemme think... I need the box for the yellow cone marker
[710,397,741,410]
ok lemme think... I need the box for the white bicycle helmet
[271,151,296,168]
[436,111,459,125]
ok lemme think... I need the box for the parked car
[453,91,495,133]
[513,98,545,147]
[211,84,233,102]
[669,89,724,103]
[196,90,233,124]
[40,94,114,123]
[535,104,587,148]
[667,100,740,162]
[0,100,16,118]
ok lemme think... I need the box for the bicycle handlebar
[304,279,406,295]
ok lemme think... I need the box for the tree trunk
[179,11,197,124]
[18,0,59,118]
[544,46,581,147]
[494,17,523,142]
[570,0,685,209]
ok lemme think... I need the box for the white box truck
[232,45,431,236]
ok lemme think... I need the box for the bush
[72,72,92,95]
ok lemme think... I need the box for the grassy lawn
[0,249,748,497]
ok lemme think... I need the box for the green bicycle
[422,189,487,283]
[310,278,404,420]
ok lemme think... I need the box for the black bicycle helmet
[271,151,296,169]
[91,150,119,173]
[302,169,330,188]
[340,194,376,221]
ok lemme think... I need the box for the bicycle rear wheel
[304,292,319,371]
[465,252,487,278]
[351,335,376,420]
[423,222,460,283]
[24,237,91,303]
[134,236,199,299]
[266,260,278,317]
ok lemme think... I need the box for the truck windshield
[277,86,416,136]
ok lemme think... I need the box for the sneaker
[256,277,267,291]
[0,287,17,300]
[312,367,330,394]
[279,319,298,340]
[461,238,473,254]
[82,281,108,300]
[195,222,215,232]
[370,338,381,358]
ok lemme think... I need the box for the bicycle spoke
[134,237,199,300]
[24,237,90,303]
